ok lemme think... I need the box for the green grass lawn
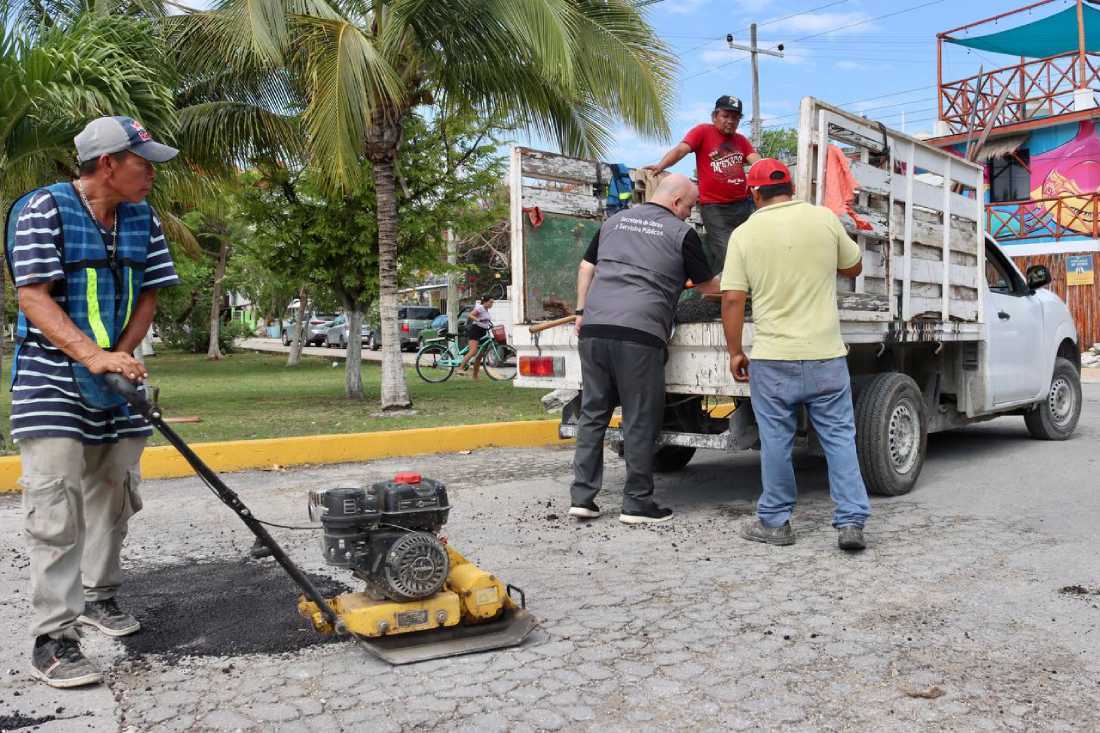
[0,350,550,450]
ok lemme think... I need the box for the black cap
[714,95,743,115]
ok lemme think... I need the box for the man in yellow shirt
[720,158,870,551]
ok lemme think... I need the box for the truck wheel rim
[1048,376,1075,427]
[888,402,920,475]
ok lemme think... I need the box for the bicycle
[415,326,517,383]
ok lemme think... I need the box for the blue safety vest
[4,182,151,410]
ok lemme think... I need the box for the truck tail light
[401,323,410,333]
[519,356,564,377]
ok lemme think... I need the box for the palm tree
[178,0,675,409]
[0,14,176,206]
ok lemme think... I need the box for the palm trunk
[345,300,365,399]
[370,124,411,410]
[207,237,230,360]
[287,287,307,366]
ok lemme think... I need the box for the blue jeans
[748,357,870,528]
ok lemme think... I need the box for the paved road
[1,388,1098,731]
[237,338,418,366]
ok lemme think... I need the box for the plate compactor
[104,375,536,665]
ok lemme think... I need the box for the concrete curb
[0,419,570,492]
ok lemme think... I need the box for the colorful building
[929,0,1100,345]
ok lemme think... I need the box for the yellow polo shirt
[720,200,861,360]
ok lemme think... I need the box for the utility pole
[727,25,784,149]
[446,228,459,335]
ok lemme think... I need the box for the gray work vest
[583,203,690,342]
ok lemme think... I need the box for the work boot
[740,517,795,546]
[619,503,673,525]
[568,501,601,519]
[78,598,141,637]
[837,525,867,552]
[30,635,102,688]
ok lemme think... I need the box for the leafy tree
[182,0,675,409]
[236,106,506,398]
[758,128,798,162]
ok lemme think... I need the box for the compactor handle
[103,373,153,415]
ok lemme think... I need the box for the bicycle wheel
[415,343,455,383]
[487,281,507,301]
[483,344,517,381]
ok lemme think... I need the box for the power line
[670,0,855,60]
[682,0,946,82]
[757,85,934,128]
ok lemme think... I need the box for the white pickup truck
[508,97,1083,497]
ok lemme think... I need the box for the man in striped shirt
[7,116,180,688]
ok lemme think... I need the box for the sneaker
[619,504,673,525]
[837,525,866,551]
[249,537,274,559]
[30,635,102,689]
[568,501,601,519]
[78,598,141,637]
[740,517,795,546]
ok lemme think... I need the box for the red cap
[393,472,421,484]
[747,158,792,188]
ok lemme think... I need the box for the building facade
[929,0,1100,346]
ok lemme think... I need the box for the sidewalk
[238,338,417,365]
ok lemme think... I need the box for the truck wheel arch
[1057,338,1080,372]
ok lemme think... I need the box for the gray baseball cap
[74,116,179,164]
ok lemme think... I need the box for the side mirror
[1026,264,1052,290]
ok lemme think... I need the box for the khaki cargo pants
[19,437,145,639]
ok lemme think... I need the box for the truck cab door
[983,242,1046,405]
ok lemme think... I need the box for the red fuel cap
[393,472,421,484]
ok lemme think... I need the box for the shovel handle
[529,315,577,334]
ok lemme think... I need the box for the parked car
[282,311,335,346]
[397,305,440,350]
[421,306,474,347]
[323,315,373,349]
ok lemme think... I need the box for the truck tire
[653,446,696,473]
[1024,357,1081,441]
[854,373,927,497]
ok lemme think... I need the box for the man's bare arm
[18,283,146,380]
[693,275,722,295]
[746,152,762,166]
[575,260,597,333]
[838,260,863,278]
[721,289,750,382]
[646,142,692,172]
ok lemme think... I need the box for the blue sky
[599,0,1069,174]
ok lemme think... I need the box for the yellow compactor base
[298,545,518,639]
[297,544,537,665]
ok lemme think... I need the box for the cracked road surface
[0,385,1098,731]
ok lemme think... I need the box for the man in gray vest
[570,174,720,524]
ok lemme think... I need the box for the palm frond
[176,101,303,172]
[293,13,404,187]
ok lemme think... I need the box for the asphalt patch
[118,559,350,660]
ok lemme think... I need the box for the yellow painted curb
[0,419,571,493]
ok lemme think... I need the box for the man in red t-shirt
[646,95,761,273]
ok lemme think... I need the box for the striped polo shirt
[9,185,180,444]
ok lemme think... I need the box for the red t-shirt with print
[682,124,756,205]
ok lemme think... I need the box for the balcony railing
[939,52,1100,134]
[987,193,1100,241]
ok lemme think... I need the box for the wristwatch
[574,309,584,315]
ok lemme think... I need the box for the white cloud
[834,60,866,71]
[676,101,715,124]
